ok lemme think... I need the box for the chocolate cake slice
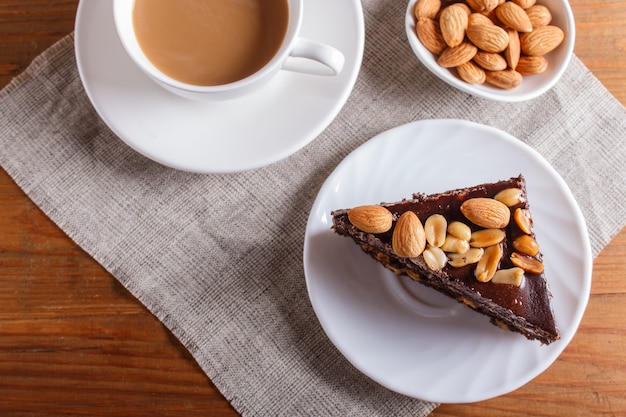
[331,175,559,345]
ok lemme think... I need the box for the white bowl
[405,0,576,102]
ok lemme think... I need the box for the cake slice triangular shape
[331,175,559,344]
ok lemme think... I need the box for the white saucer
[74,0,364,174]
[303,119,592,403]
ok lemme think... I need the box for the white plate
[74,0,364,174]
[303,119,592,403]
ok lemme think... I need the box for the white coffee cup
[113,0,345,101]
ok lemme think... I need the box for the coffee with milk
[133,0,289,86]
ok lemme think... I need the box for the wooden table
[0,1,624,415]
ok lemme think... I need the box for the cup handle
[288,38,345,76]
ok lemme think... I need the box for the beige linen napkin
[1,1,625,416]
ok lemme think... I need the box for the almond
[485,69,523,89]
[525,4,552,28]
[416,17,447,54]
[392,211,426,258]
[520,25,565,55]
[460,197,511,229]
[468,12,495,26]
[456,2,473,15]
[466,0,499,13]
[504,28,521,70]
[512,0,536,8]
[437,42,478,67]
[347,205,393,234]
[457,60,486,84]
[473,51,508,71]
[414,0,442,19]
[480,8,502,25]
[440,4,469,47]
[496,1,533,32]
[466,24,509,53]
[516,55,548,74]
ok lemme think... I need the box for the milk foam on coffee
[133,0,289,86]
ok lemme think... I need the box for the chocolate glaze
[332,175,559,344]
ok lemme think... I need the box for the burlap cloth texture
[1,1,625,415]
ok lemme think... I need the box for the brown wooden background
[0,0,624,415]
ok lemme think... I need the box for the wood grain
[0,1,237,415]
[0,0,624,416]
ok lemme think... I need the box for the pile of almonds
[347,187,545,287]
[414,0,565,89]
